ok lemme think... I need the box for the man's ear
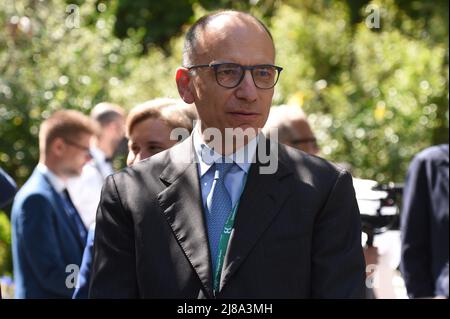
[176,67,195,104]
[51,137,65,157]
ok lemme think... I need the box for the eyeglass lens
[215,63,279,89]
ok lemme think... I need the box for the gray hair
[182,10,274,67]
[90,102,125,127]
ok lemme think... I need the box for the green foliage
[0,0,448,275]
[1,0,448,186]
[114,0,193,52]
[1,0,447,188]
[0,0,180,187]
[271,0,449,182]
[113,0,278,51]
[0,211,12,276]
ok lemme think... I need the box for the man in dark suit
[401,144,449,298]
[0,167,17,299]
[90,10,365,298]
[11,110,97,298]
[0,167,17,208]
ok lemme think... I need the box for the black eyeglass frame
[63,139,92,156]
[187,62,283,89]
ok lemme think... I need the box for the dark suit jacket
[401,144,449,298]
[0,167,17,208]
[90,136,365,298]
[11,168,85,298]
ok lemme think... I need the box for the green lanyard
[213,175,247,296]
[213,200,239,295]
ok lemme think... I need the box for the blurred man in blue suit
[11,110,97,298]
[401,144,449,298]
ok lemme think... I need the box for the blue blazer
[73,223,96,299]
[401,144,449,298]
[11,168,85,298]
[0,167,17,208]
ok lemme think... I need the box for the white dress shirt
[192,126,258,210]
[36,163,67,194]
[67,147,113,228]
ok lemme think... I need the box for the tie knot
[62,188,70,198]
[214,160,233,178]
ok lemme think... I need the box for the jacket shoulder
[278,143,348,181]
[13,170,53,208]
[413,144,449,164]
[111,137,193,187]
[112,148,170,184]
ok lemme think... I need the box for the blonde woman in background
[73,98,196,298]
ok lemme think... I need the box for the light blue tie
[206,160,233,273]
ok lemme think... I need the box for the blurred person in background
[11,110,97,298]
[0,167,17,299]
[125,98,196,165]
[0,167,17,208]
[263,104,319,155]
[73,98,196,298]
[67,102,125,228]
[401,144,449,298]
[264,104,380,298]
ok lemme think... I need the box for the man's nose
[235,70,258,102]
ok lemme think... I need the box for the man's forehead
[194,15,274,62]
[197,14,272,45]
[206,13,261,32]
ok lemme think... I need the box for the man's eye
[255,68,273,77]
[219,68,239,76]
[148,146,163,153]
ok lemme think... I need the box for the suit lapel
[438,153,449,195]
[219,140,293,292]
[38,170,85,249]
[157,137,214,298]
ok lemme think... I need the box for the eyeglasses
[63,139,92,156]
[187,62,283,89]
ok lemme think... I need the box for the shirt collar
[193,125,258,177]
[37,163,67,193]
